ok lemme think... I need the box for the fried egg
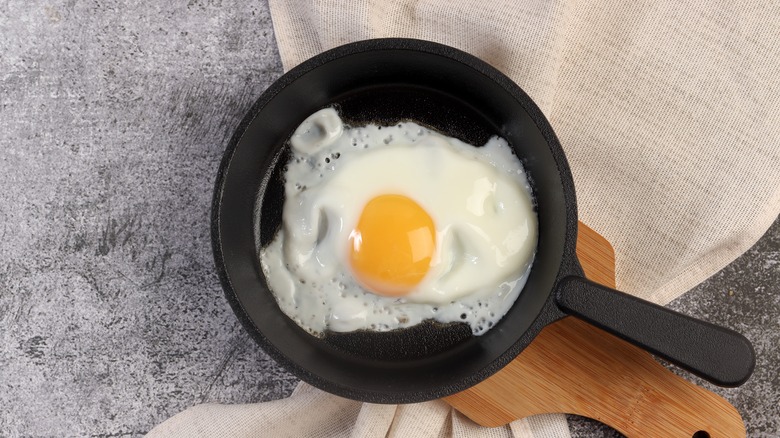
[260,108,537,336]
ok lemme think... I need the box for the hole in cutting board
[692,431,710,438]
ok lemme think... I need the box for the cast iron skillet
[212,38,755,404]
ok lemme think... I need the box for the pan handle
[554,276,755,387]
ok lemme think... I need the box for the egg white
[259,108,537,336]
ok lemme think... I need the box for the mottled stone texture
[0,1,296,436]
[0,1,777,437]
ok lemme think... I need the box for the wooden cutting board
[444,222,745,438]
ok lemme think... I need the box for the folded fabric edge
[649,192,780,305]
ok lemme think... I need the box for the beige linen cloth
[148,1,780,436]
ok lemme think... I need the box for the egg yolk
[349,194,436,296]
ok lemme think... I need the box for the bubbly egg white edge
[259,108,538,337]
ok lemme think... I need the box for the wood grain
[444,222,745,437]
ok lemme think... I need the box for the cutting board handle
[555,276,755,387]
[445,223,747,437]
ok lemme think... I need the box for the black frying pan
[212,38,755,404]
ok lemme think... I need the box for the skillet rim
[211,37,581,403]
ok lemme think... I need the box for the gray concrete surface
[0,1,777,437]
